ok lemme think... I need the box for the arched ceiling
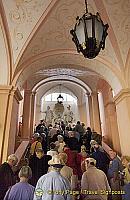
[36,80,88,106]
[1,0,130,93]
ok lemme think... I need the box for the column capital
[113,89,130,105]
[91,91,98,97]
[0,85,12,94]
[104,101,115,108]
[11,87,23,102]
[32,91,37,96]
[24,89,32,94]
[0,86,23,102]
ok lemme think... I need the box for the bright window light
[43,93,77,103]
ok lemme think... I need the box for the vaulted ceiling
[0,0,130,94]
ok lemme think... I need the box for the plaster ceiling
[1,0,130,93]
[35,68,98,77]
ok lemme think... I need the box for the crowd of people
[0,119,130,200]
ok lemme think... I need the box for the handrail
[15,140,30,164]
[102,141,113,154]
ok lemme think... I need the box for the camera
[118,171,125,186]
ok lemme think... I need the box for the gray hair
[19,166,32,179]
[8,154,18,162]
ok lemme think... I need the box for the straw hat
[48,155,65,168]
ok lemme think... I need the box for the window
[43,93,77,103]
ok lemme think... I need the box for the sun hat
[48,155,65,168]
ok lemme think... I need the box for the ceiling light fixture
[70,0,109,59]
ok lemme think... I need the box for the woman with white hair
[81,157,110,200]
[55,135,66,153]
[0,154,18,200]
[4,166,35,200]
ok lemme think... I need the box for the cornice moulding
[113,89,130,105]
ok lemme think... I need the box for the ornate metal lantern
[70,0,109,59]
[57,94,64,104]
[57,84,64,104]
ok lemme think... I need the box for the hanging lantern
[57,84,64,104]
[70,0,109,59]
[57,94,64,104]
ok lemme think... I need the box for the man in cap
[33,155,72,200]
[81,157,110,200]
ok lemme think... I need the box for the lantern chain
[85,0,88,13]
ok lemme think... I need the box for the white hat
[48,155,65,168]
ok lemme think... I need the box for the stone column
[88,95,94,129]
[0,86,22,162]
[91,92,101,133]
[78,104,87,125]
[30,92,36,136]
[98,92,106,137]
[86,95,91,127]
[22,90,32,139]
[104,101,121,154]
[114,89,130,156]
[101,87,121,154]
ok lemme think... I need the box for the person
[36,120,47,134]
[55,135,66,153]
[81,123,86,134]
[60,121,66,133]
[67,131,80,152]
[81,157,111,200]
[59,152,78,196]
[91,142,110,175]
[122,162,130,200]
[0,154,18,200]
[82,127,92,153]
[107,150,123,200]
[76,145,89,180]
[91,131,102,145]
[64,105,73,124]
[59,153,73,184]
[4,166,35,200]
[47,142,58,157]
[45,106,53,125]
[29,148,51,186]
[33,155,72,200]
[30,136,43,156]
[121,156,130,184]
[74,121,84,138]
[40,132,48,154]
[63,145,78,177]
[48,124,58,141]
[90,139,104,153]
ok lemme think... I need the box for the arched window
[43,93,77,103]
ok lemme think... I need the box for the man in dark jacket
[0,154,18,200]
[67,131,80,152]
[29,148,51,186]
[91,143,110,175]
[82,127,92,153]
